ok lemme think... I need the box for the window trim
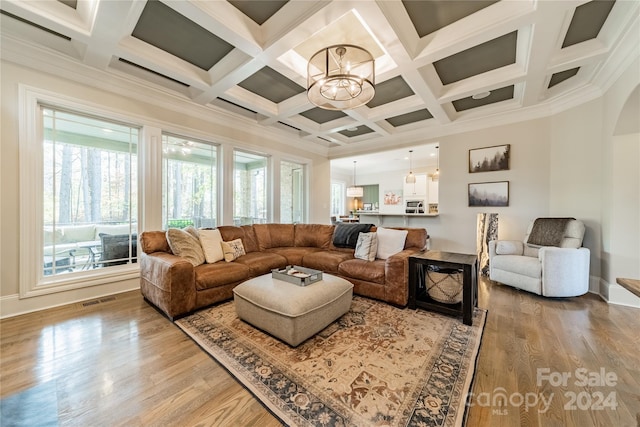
[19,85,141,298]
[233,148,271,224]
[161,131,220,229]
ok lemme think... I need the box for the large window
[280,160,305,224]
[234,150,268,225]
[42,107,138,276]
[162,134,217,229]
[331,181,346,218]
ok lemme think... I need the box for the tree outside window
[162,134,217,229]
[42,107,138,276]
[234,150,268,225]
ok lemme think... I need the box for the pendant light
[346,161,364,197]
[405,150,416,184]
[432,145,440,181]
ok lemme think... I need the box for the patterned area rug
[176,297,486,427]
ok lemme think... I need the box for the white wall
[2,55,638,313]
[599,56,640,305]
[0,60,330,312]
[549,99,604,281]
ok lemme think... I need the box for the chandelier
[346,160,364,197]
[307,44,375,110]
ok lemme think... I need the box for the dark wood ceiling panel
[402,0,498,38]
[452,85,514,111]
[562,0,616,48]
[548,67,580,88]
[228,0,288,25]
[338,126,375,138]
[300,108,347,124]
[58,0,77,9]
[238,67,305,103]
[434,31,517,85]
[366,76,414,108]
[132,0,234,71]
[386,109,433,127]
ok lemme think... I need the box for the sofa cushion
[199,229,224,263]
[332,223,374,248]
[376,227,408,260]
[140,231,172,254]
[492,254,541,279]
[218,225,259,253]
[266,247,323,266]
[221,239,246,262]
[354,232,378,262]
[194,262,250,291]
[166,228,205,267]
[61,225,96,243]
[95,224,135,240]
[234,252,287,276]
[44,227,64,245]
[253,223,295,250]
[302,250,353,274]
[338,258,385,284]
[294,224,334,249]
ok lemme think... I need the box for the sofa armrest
[384,248,420,306]
[539,247,590,297]
[139,252,196,319]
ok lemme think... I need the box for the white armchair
[488,219,590,297]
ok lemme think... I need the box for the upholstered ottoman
[233,273,353,347]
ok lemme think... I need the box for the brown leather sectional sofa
[139,223,427,319]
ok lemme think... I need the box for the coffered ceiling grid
[1,0,638,156]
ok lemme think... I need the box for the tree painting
[469,144,510,173]
[468,182,509,207]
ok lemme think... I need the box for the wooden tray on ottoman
[272,265,323,287]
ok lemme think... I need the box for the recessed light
[472,91,491,100]
[347,127,359,132]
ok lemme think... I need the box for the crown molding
[1,34,330,158]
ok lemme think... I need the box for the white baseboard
[0,279,140,319]
[598,279,640,308]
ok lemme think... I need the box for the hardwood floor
[1,278,639,426]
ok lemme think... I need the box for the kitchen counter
[357,211,439,226]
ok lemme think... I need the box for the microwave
[405,199,425,214]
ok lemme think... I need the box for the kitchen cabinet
[403,174,427,197]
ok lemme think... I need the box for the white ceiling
[1,0,638,170]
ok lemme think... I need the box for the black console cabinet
[409,250,478,325]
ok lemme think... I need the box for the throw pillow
[166,227,205,267]
[376,227,408,260]
[199,229,224,263]
[354,232,378,262]
[496,241,521,255]
[221,238,246,262]
[332,223,374,248]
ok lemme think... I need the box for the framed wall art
[468,181,509,207]
[469,144,510,173]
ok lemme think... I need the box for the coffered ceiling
[1,0,638,159]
